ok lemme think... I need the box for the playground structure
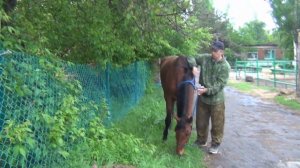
[235,59,298,89]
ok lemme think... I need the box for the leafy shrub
[0,52,152,167]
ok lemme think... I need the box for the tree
[238,20,271,45]
[268,0,300,96]
[190,0,232,51]
[268,0,300,59]
[184,0,249,64]
[0,0,212,65]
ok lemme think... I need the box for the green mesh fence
[0,50,149,167]
[67,61,148,123]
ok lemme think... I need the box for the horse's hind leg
[163,98,174,141]
[163,114,171,141]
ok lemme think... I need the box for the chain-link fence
[0,50,149,167]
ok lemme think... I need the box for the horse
[160,55,196,155]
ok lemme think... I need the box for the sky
[212,0,277,31]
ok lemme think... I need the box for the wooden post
[297,29,300,97]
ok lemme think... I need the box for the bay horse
[160,55,196,155]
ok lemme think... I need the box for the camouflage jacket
[187,54,231,105]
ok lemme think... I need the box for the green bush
[0,52,149,167]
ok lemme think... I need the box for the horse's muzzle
[176,147,185,155]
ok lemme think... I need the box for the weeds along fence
[235,59,298,89]
[0,50,149,167]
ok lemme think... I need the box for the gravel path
[202,87,300,168]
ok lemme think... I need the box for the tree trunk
[297,29,300,97]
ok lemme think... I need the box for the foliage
[187,0,278,62]
[2,0,297,65]
[238,20,272,45]
[0,52,150,167]
[268,0,300,59]
[224,20,276,61]
[5,0,280,64]
[224,48,237,65]
[0,53,92,167]
[190,0,231,50]
[0,0,213,65]
[272,30,294,59]
[53,117,156,168]
[0,120,36,167]
[47,83,206,168]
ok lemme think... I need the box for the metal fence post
[134,62,139,103]
[243,61,246,77]
[296,29,300,97]
[235,59,238,79]
[0,51,4,132]
[256,57,259,86]
[105,63,111,120]
[273,56,277,88]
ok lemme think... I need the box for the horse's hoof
[163,132,168,141]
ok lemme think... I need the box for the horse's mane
[175,56,194,81]
[176,56,194,130]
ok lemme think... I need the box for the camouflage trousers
[195,99,225,146]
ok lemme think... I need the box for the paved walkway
[202,87,300,168]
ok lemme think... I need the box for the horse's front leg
[163,97,174,141]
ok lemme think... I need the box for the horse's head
[175,116,193,155]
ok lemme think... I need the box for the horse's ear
[187,117,193,124]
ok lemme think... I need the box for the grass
[274,96,300,110]
[228,81,256,92]
[113,84,205,168]
[228,80,300,111]
[228,80,276,93]
[50,83,205,168]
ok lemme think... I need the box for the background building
[243,44,284,60]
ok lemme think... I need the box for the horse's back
[160,56,176,96]
[160,56,178,69]
[160,56,178,77]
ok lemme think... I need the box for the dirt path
[202,87,300,168]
